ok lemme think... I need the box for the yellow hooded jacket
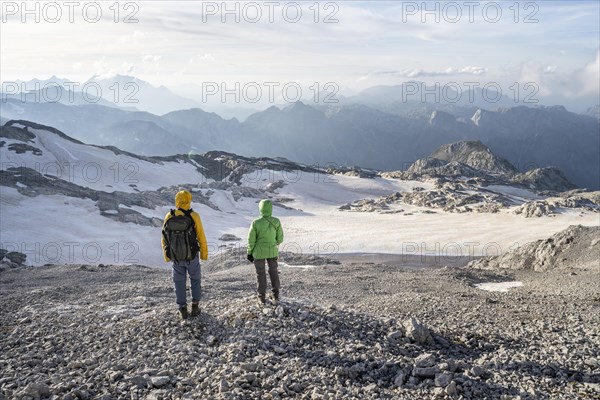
[161,190,208,262]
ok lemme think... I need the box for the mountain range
[2,119,598,266]
[1,95,598,189]
[4,75,198,115]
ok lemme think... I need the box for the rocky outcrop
[0,249,27,269]
[325,165,380,179]
[468,225,600,271]
[339,192,404,213]
[557,191,600,210]
[4,119,87,145]
[514,192,600,217]
[7,143,43,155]
[514,201,556,218]
[404,159,491,181]
[398,141,525,187]
[513,167,577,192]
[399,140,579,194]
[427,141,518,177]
[340,182,513,214]
[219,234,242,242]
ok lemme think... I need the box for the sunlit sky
[1,1,599,108]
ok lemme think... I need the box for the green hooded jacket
[248,199,284,259]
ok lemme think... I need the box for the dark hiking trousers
[254,257,280,295]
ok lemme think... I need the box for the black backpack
[162,208,199,261]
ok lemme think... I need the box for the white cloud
[189,53,215,64]
[92,57,116,79]
[445,66,487,76]
[118,30,146,45]
[198,53,215,61]
[374,66,488,78]
[122,62,135,74]
[578,52,600,97]
[0,0,596,108]
[519,52,600,98]
[142,54,162,63]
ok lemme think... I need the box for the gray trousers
[254,258,280,295]
[172,255,201,308]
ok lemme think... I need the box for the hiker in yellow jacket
[162,190,208,320]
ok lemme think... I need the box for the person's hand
[247,254,254,263]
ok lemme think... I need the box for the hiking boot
[191,302,200,317]
[272,291,280,302]
[258,293,266,304]
[179,306,189,320]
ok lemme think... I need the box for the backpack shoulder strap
[179,208,196,228]
[169,209,176,217]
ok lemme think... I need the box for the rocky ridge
[0,121,318,227]
[344,142,598,215]
[426,140,518,177]
[397,141,577,194]
[513,191,600,218]
[467,224,600,271]
[340,181,514,214]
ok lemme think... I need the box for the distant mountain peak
[583,105,600,120]
[85,74,143,84]
[470,108,488,126]
[282,101,323,116]
[428,110,456,126]
[284,100,310,110]
[433,140,489,154]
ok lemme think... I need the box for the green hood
[259,199,272,217]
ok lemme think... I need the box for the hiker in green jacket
[247,199,284,304]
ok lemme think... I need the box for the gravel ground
[1,260,598,399]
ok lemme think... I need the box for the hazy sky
[1,0,599,107]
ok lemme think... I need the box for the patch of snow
[279,263,318,269]
[475,281,523,292]
[2,128,208,193]
[48,304,82,315]
[103,301,146,316]
[486,185,541,200]
[53,141,80,161]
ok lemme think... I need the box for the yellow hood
[175,190,192,209]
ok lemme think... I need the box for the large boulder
[468,225,600,271]
[403,317,434,345]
